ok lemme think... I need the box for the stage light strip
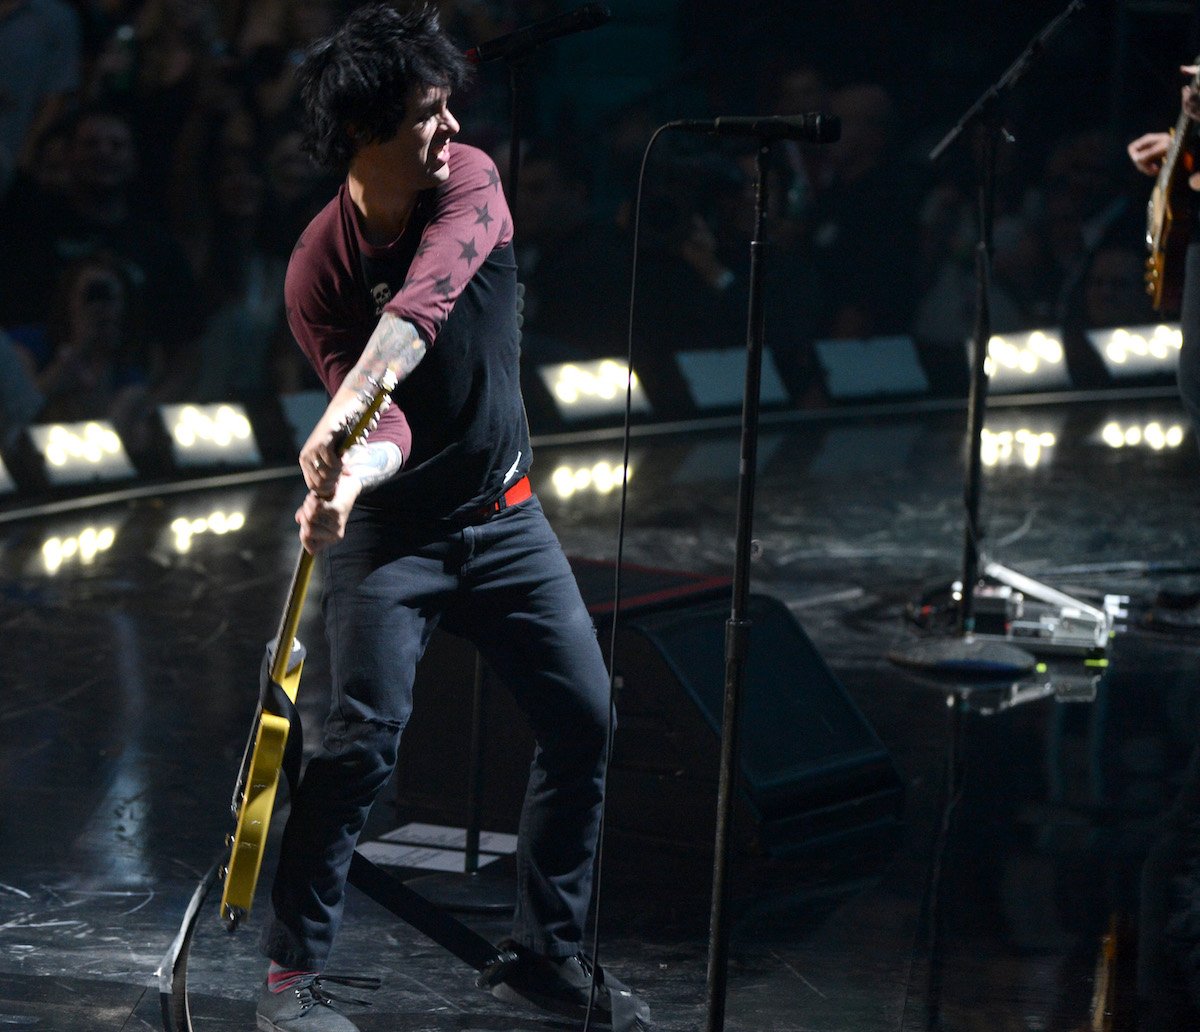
[1088,324,1181,376]
[981,427,1057,469]
[169,509,248,553]
[1095,420,1186,451]
[550,459,631,499]
[27,421,136,486]
[159,403,262,467]
[981,330,1070,393]
[41,524,118,574]
[538,360,651,420]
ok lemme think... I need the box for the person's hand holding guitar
[1129,66,1200,188]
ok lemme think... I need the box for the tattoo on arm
[343,441,404,492]
[345,312,428,394]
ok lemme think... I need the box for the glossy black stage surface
[2,393,1199,1031]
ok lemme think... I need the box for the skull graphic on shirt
[371,282,392,314]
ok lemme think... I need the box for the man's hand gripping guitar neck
[296,312,427,553]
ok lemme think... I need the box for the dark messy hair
[296,3,469,174]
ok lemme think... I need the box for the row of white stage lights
[0,403,262,495]
[1,324,1187,499]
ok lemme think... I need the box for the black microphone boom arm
[669,113,841,143]
[466,3,611,64]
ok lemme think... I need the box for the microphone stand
[890,0,1089,677]
[889,6,1102,1031]
[703,138,771,1032]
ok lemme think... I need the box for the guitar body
[220,640,306,930]
[1146,60,1200,313]
[1146,145,1197,312]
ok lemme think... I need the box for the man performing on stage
[254,6,649,1031]
[1128,63,1200,430]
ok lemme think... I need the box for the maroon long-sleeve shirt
[285,143,528,523]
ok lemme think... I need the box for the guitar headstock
[334,370,399,456]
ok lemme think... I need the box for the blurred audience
[1059,244,1158,389]
[0,0,81,192]
[511,140,629,359]
[0,105,199,396]
[0,329,43,450]
[0,112,74,221]
[0,0,1188,462]
[804,83,922,342]
[27,253,154,451]
[1080,245,1157,330]
[189,139,290,400]
[708,146,825,403]
[628,147,749,414]
[258,125,335,261]
[236,0,341,130]
[763,61,831,222]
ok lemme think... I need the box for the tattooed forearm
[343,441,404,492]
[345,311,428,394]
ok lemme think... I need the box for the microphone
[465,3,611,64]
[668,113,841,144]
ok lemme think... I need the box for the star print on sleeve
[381,145,511,345]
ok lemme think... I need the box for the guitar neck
[270,547,315,684]
[267,372,399,684]
[1164,59,1200,179]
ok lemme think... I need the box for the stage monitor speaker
[392,565,902,858]
[605,593,903,856]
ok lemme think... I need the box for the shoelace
[293,973,382,1013]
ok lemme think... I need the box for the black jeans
[262,494,611,969]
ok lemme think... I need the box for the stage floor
[2,392,1199,1031]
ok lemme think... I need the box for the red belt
[493,474,531,512]
[468,475,531,522]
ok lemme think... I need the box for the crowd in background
[0,0,1186,464]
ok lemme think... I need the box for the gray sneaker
[255,975,369,1032]
[489,940,652,1029]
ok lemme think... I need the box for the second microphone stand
[890,0,1092,678]
[703,138,777,1032]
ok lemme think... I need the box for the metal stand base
[406,860,516,914]
[888,635,1037,678]
[894,554,1121,675]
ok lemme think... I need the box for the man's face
[373,85,459,192]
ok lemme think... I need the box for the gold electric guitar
[1145,57,1200,313]
[218,372,397,931]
